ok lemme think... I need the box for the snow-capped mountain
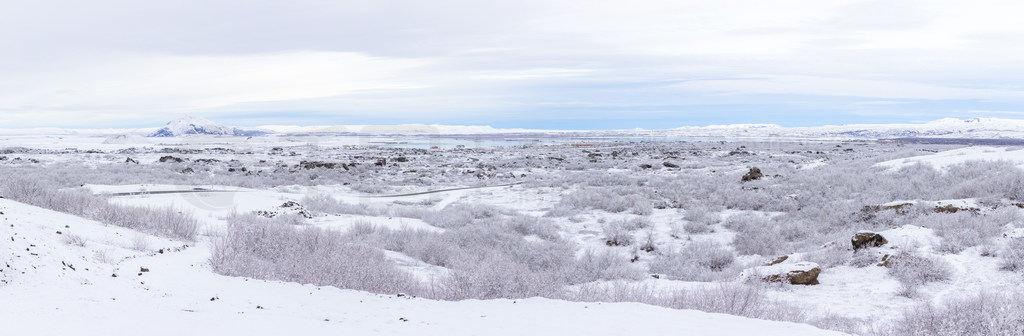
[641,117,1024,139]
[150,116,266,137]
[5,116,1024,139]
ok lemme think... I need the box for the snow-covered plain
[2,199,845,336]
[4,130,1024,335]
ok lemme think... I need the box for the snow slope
[876,146,1024,171]
[0,198,847,336]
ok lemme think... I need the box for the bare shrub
[683,220,713,234]
[649,240,738,281]
[572,249,645,282]
[0,178,198,240]
[503,215,561,241]
[62,233,87,247]
[881,291,1024,336]
[211,213,421,294]
[888,252,953,297]
[602,220,635,246]
[731,223,779,256]
[847,250,879,268]
[130,234,150,251]
[998,238,1024,272]
[922,212,1005,254]
[661,283,806,322]
[556,187,653,215]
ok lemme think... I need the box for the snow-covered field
[4,131,1024,335]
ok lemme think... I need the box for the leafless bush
[564,282,804,323]
[921,212,1005,254]
[602,220,635,246]
[662,284,806,322]
[729,220,779,256]
[888,252,953,297]
[62,233,87,247]
[572,249,645,282]
[649,240,738,281]
[130,234,150,251]
[211,213,421,294]
[880,291,1024,336]
[999,238,1024,272]
[0,178,198,240]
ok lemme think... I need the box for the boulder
[765,255,789,266]
[158,155,185,163]
[750,262,821,285]
[741,167,763,182]
[852,232,888,251]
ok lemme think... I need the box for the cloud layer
[3,0,1024,128]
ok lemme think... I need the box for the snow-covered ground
[5,134,1024,335]
[0,198,844,336]
[876,146,1024,171]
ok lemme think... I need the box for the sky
[3,0,1024,129]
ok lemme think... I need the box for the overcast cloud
[3,0,1024,129]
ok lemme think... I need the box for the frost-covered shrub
[922,212,1005,254]
[437,253,566,300]
[343,217,582,300]
[433,228,578,300]
[998,239,1024,272]
[848,250,879,268]
[602,220,635,246]
[571,249,645,282]
[0,178,198,240]
[683,206,716,234]
[882,292,1024,336]
[661,284,806,322]
[419,208,475,229]
[683,220,712,234]
[888,252,953,296]
[62,233,87,247]
[555,187,653,215]
[649,240,737,281]
[502,215,561,241]
[562,281,803,323]
[211,213,421,294]
[625,217,652,230]
[729,220,779,256]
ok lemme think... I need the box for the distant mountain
[645,117,1024,139]
[150,116,268,137]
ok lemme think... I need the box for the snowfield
[876,146,1024,171]
[0,199,844,336]
[4,130,1024,335]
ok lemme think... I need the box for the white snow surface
[876,146,1024,171]
[0,198,846,336]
